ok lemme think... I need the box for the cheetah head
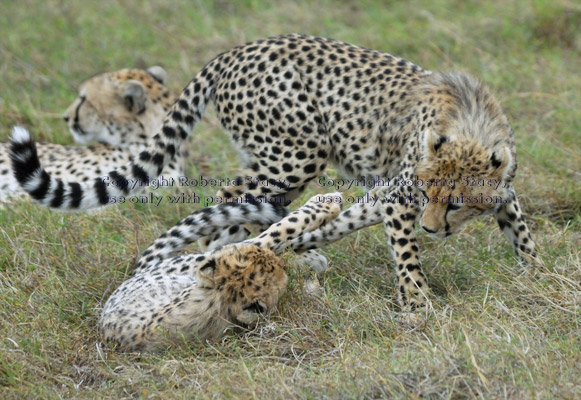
[63,66,172,146]
[415,130,514,238]
[197,244,288,328]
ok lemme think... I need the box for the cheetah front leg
[291,191,384,252]
[377,188,430,312]
[495,186,543,267]
[291,186,430,311]
[286,191,384,272]
[247,192,342,253]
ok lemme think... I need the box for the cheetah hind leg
[247,192,343,254]
[198,186,308,252]
[289,250,329,273]
[201,76,331,252]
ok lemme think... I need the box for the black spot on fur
[69,182,83,208]
[50,180,65,208]
[433,135,447,153]
[200,259,216,271]
[490,152,502,168]
[162,126,176,138]
[132,164,149,183]
[94,178,109,205]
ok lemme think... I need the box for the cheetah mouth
[243,302,266,314]
[68,125,91,144]
[73,123,87,136]
[232,302,268,328]
[425,231,448,239]
[420,224,453,239]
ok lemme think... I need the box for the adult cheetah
[1,66,185,199]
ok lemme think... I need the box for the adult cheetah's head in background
[415,130,514,238]
[63,66,171,146]
[197,244,288,328]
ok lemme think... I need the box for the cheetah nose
[421,225,438,234]
[63,115,70,122]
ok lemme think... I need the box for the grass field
[1,0,580,398]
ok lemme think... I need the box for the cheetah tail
[8,61,219,212]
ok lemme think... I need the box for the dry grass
[1,0,580,398]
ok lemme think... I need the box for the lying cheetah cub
[99,193,341,352]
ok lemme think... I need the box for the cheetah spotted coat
[10,34,541,310]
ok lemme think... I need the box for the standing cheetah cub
[11,34,541,312]
[99,193,341,352]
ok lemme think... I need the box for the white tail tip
[11,126,31,143]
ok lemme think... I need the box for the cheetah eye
[243,302,266,314]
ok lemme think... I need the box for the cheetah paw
[395,310,430,330]
[235,310,260,326]
[304,278,325,298]
[291,250,329,273]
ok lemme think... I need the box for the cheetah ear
[146,66,168,85]
[197,259,217,288]
[122,80,147,113]
[490,147,513,180]
[422,129,451,157]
